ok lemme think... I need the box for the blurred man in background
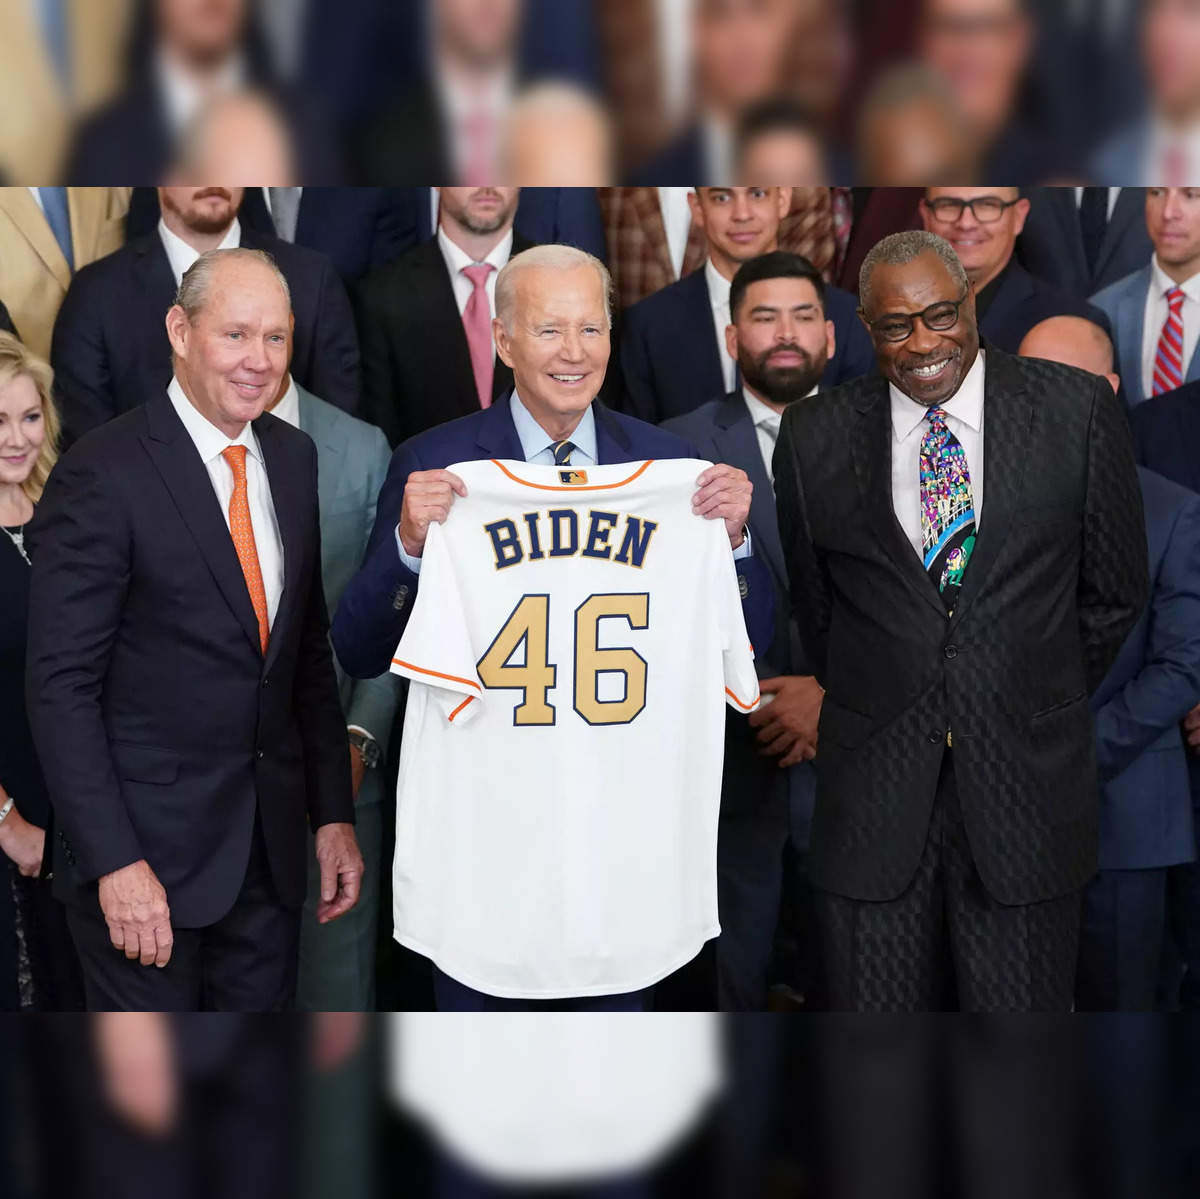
[920,187,1108,352]
[1019,315,1200,1013]
[1092,186,1200,409]
[735,98,832,186]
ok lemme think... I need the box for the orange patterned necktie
[221,445,270,654]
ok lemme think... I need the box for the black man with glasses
[919,187,1110,353]
[772,230,1148,1012]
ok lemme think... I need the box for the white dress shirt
[270,375,301,429]
[701,115,734,187]
[889,351,986,561]
[657,188,694,280]
[1073,186,1121,221]
[168,376,285,628]
[1141,257,1200,398]
[743,386,817,485]
[155,47,246,136]
[158,217,241,288]
[437,225,514,322]
[436,67,516,184]
[1145,116,1200,188]
[705,258,738,394]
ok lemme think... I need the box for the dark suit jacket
[664,393,817,831]
[619,268,876,424]
[977,259,1111,354]
[626,124,706,185]
[1130,379,1200,495]
[0,300,15,338]
[773,348,1148,905]
[51,228,361,444]
[124,187,413,286]
[25,394,353,927]
[1017,188,1151,302]
[357,232,534,448]
[1091,468,1200,871]
[331,395,774,679]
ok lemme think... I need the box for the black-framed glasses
[859,290,970,343]
[924,196,1021,223]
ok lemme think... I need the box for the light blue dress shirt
[397,392,747,571]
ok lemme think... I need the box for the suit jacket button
[262,676,270,688]
[737,574,749,599]
[944,645,958,660]
[256,749,265,760]
[928,730,942,744]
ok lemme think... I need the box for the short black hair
[729,252,827,322]
[735,97,823,159]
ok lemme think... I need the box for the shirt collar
[269,376,300,430]
[1151,255,1200,303]
[158,216,241,287]
[155,46,246,135]
[509,391,598,463]
[704,256,731,312]
[168,375,261,466]
[437,224,514,280]
[889,349,986,442]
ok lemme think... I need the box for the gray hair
[494,244,613,332]
[175,247,292,321]
[858,231,969,313]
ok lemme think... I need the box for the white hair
[494,244,614,332]
[175,247,291,321]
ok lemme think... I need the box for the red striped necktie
[1153,285,1187,396]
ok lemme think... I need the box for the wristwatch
[348,731,381,769]
[0,795,14,827]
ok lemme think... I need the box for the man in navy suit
[919,187,1109,354]
[1020,316,1200,1011]
[1093,187,1200,410]
[332,245,772,1008]
[27,249,363,1010]
[664,252,828,1009]
[620,187,874,425]
[52,185,361,445]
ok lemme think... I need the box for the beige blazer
[0,0,132,182]
[0,187,131,360]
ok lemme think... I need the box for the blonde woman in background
[0,331,82,1009]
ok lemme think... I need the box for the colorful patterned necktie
[552,440,576,466]
[461,263,496,409]
[919,407,976,610]
[1153,285,1187,396]
[221,446,270,654]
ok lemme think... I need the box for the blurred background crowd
[5,0,1200,188]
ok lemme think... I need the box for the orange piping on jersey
[489,459,654,491]
[448,696,476,723]
[391,659,482,693]
[725,686,760,711]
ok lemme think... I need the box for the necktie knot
[552,440,576,466]
[1168,285,1186,314]
[925,406,949,432]
[463,262,495,292]
[221,444,248,481]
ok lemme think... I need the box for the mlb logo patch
[559,470,589,485]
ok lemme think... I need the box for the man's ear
[165,305,189,359]
[724,322,739,362]
[493,317,513,368]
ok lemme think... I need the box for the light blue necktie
[33,0,72,97]
[39,187,74,272]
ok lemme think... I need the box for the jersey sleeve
[712,527,761,714]
[389,521,484,726]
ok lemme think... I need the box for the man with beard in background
[663,252,830,1009]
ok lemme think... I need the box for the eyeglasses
[924,196,1021,223]
[859,290,970,343]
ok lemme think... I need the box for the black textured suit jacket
[25,395,354,927]
[51,228,362,445]
[773,347,1148,906]
[356,232,533,447]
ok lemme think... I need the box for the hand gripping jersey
[392,1012,722,1185]
[390,457,760,999]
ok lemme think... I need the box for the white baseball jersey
[391,1012,722,1185]
[390,457,760,999]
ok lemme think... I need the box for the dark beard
[738,346,824,405]
[169,189,236,236]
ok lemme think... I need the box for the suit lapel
[687,271,727,398]
[1118,267,1150,405]
[140,396,264,658]
[946,350,1032,628]
[0,188,71,289]
[712,395,785,587]
[630,187,674,284]
[852,382,946,617]
[593,402,634,465]
[1096,188,1141,283]
[255,415,306,673]
[473,394,526,460]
